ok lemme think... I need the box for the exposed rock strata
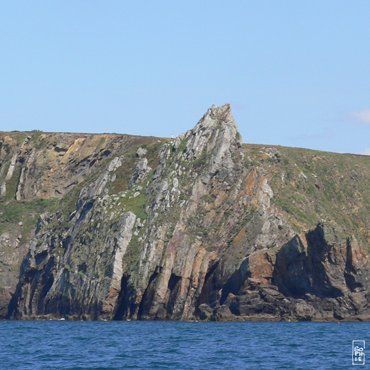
[1,105,370,321]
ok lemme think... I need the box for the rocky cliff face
[1,105,370,321]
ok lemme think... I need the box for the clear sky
[1,1,370,154]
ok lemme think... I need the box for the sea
[0,320,368,369]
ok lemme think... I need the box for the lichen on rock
[1,104,370,322]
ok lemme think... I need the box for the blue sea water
[0,321,368,369]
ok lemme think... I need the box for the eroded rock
[2,105,370,322]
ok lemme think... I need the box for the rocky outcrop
[204,223,370,321]
[0,133,140,200]
[2,105,370,321]
[0,131,162,316]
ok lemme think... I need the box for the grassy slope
[244,144,370,247]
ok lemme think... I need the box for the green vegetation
[123,234,142,271]
[59,182,85,220]
[145,140,166,169]
[112,191,148,220]
[108,139,165,195]
[201,194,215,203]
[122,193,147,220]
[108,151,137,194]
[274,198,317,232]
[3,166,21,201]
[177,138,187,154]
[0,198,59,236]
[244,144,370,242]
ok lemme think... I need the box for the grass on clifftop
[244,144,370,245]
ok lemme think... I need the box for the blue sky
[1,1,370,154]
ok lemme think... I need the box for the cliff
[1,105,369,321]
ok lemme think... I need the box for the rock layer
[1,105,370,321]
